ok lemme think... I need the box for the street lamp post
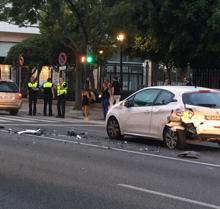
[117,33,125,87]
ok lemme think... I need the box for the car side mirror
[124,100,133,108]
[124,100,129,108]
[171,99,178,103]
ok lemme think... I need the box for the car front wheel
[163,127,186,150]
[107,117,123,140]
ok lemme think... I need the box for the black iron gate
[193,69,220,89]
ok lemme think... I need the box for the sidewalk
[20,99,104,121]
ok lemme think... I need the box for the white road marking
[118,184,220,209]
[0,130,220,168]
[0,123,104,127]
[2,116,55,123]
[2,131,218,169]
[0,119,9,122]
[0,116,34,123]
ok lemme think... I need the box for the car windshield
[182,91,220,108]
[0,81,19,92]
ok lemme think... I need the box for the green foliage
[133,0,220,69]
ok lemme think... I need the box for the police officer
[56,77,67,118]
[28,76,39,116]
[42,78,54,116]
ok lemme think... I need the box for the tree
[1,0,122,109]
[5,33,67,93]
[133,0,220,79]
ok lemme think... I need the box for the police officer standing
[56,77,67,118]
[28,76,39,116]
[42,78,54,116]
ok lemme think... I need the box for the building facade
[0,21,40,80]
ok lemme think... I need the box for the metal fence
[193,69,220,89]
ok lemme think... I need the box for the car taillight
[175,108,194,119]
[17,93,22,99]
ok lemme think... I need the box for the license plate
[205,115,220,120]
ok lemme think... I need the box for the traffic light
[86,55,93,63]
[80,55,94,64]
[80,55,86,63]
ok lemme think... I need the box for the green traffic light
[86,55,93,63]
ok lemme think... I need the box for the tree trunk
[74,63,83,110]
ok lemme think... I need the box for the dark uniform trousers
[57,94,66,118]
[29,95,37,115]
[44,95,53,116]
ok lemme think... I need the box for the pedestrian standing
[183,77,192,86]
[56,77,67,118]
[27,76,39,116]
[111,76,122,105]
[42,78,54,116]
[163,79,171,85]
[81,88,90,120]
[101,80,110,119]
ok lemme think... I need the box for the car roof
[0,80,15,83]
[146,85,215,94]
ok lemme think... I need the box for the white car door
[150,90,179,139]
[122,89,161,136]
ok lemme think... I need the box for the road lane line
[0,124,104,127]
[0,130,219,168]
[118,184,220,209]
[3,116,55,123]
[0,116,34,123]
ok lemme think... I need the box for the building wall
[0,21,40,80]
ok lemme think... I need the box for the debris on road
[67,130,78,137]
[76,135,82,140]
[67,130,87,140]
[178,151,200,159]
[17,129,43,136]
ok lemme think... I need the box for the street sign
[58,52,67,66]
[19,55,24,66]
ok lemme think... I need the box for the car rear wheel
[163,127,186,149]
[9,109,18,116]
[107,117,123,140]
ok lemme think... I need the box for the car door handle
[144,110,151,113]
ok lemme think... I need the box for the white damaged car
[106,86,220,149]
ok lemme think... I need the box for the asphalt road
[0,112,220,209]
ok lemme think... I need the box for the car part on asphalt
[67,130,87,140]
[17,129,43,136]
[177,151,200,159]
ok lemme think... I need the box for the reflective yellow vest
[57,82,67,96]
[43,82,53,88]
[28,82,38,88]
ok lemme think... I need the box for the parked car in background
[0,80,22,115]
[106,86,220,149]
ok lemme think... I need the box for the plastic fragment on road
[17,129,43,136]
[178,151,200,159]
[67,130,87,140]
[76,135,82,140]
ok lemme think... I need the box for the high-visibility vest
[57,82,67,96]
[28,82,38,88]
[43,82,53,88]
